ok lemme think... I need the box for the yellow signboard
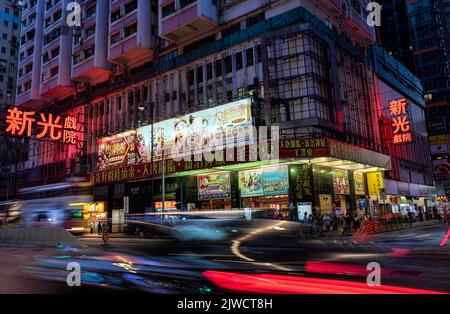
[367,172,384,197]
[428,134,447,146]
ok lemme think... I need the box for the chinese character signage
[389,97,413,144]
[279,138,327,158]
[97,131,137,171]
[197,172,231,200]
[4,108,79,144]
[290,164,313,202]
[367,171,384,197]
[239,165,289,197]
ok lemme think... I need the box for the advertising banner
[97,132,137,171]
[333,168,350,194]
[239,165,289,197]
[433,158,450,180]
[197,172,231,200]
[319,194,333,213]
[136,98,253,162]
[354,171,365,195]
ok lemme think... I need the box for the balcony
[69,0,111,84]
[315,0,375,44]
[108,0,155,68]
[159,0,218,43]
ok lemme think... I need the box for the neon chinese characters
[389,98,412,144]
[4,108,78,144]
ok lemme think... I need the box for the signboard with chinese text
[3,108,80,145]
[367,172,384,197]
[279,138,327,159]
[389,97,413,144]
[197,172,231,200]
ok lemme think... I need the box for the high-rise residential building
[379,0,450,203]
[1,1,436,223]
[0,0,20,107]
[0,0,23,180]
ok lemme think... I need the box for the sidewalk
[300,219,443,239]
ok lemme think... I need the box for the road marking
[416,234,431,238]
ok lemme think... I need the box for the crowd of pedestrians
[301,211,370,237]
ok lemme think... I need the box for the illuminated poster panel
[97,131,137,171]
[354,171,365,195]
[239,165,289,197]
[197,172,231,200]
[136,98,253,162]
[333,168,350,194]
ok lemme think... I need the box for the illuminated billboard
[239,165,289,197]
[136,98,253,162]
[197,172,231,200]
[97,131,137,171]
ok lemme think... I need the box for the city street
[1,220,449,294]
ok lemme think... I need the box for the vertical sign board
[367,172,384,197]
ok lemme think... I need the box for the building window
[246,48,254,66]
[124,23,137,38]
[236,52,243,70]
[162,2,176,18]
[111,9,121,23]
[125,0,138,15]
[180,0,196,9]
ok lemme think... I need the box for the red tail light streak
[203,271,446,294]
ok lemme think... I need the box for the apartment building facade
[379,0,450,205]
[2,0,436,220]
[0,0,23,178]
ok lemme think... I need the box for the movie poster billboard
[136,98,253,162]
[354,171,365,195]
[333,168,350,194]
[197,172,231,200]
[97,132,137,171]
[239,165,289,197]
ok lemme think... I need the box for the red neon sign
[4,108,79,144]
[389,98,412,144]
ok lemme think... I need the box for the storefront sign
[239,165,289,197]
[97,131,137,171]
[367,172,384,197]
[197,172,231,200]
[389,97,413,144]
[333,168,350,194]
[354,171,365,195]
[4,108,80,144]
[89,137,392,185]
[136,98,253,162]
[429,134,449,154]
[279,138,327,158]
